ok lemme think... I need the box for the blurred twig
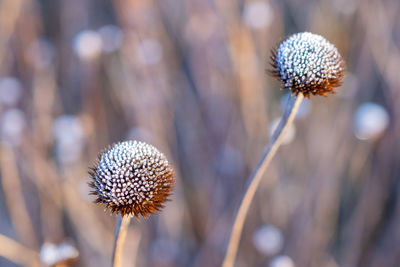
[0,144,38,249]
[0,0,23,72]
[0,233,39,267]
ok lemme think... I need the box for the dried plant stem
[112,214,131,267]
[222,93,304,267]
[0,145,38,248]
[0,233,39,267]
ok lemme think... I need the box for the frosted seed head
[89,140,175,217]
[271,32,345,98]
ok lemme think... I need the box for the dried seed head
[271,32,345,98]
[89,140,175,218]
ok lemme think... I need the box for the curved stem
[222,93,304,267]
[112,214,131,267]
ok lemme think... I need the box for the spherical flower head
[271,32,345,98]
[89,140,175,218]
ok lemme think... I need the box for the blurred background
[0,0,399,266]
